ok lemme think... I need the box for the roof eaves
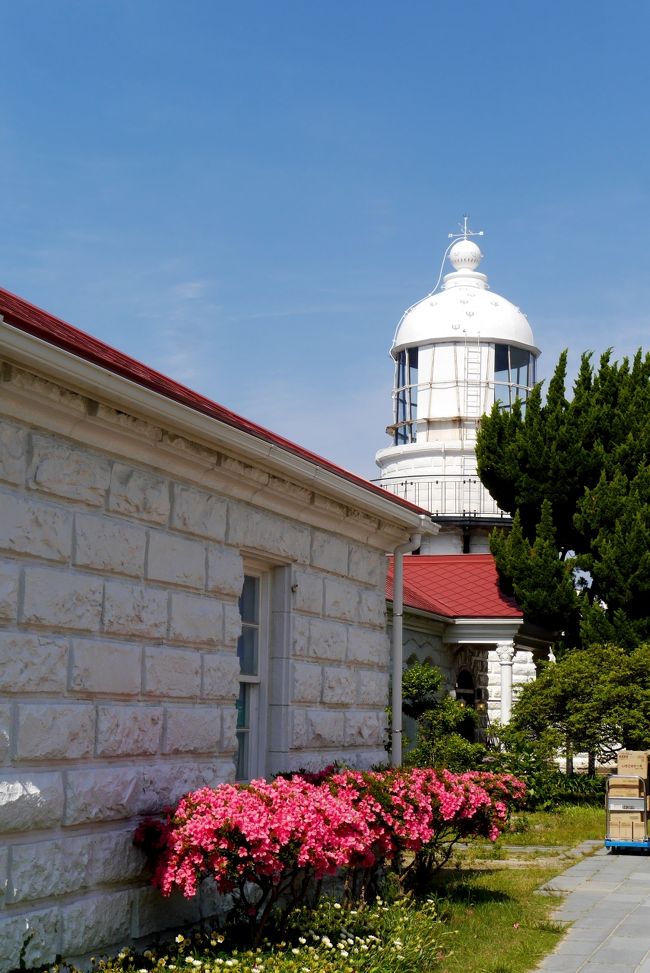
[0,288,432,529]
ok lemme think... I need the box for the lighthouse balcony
[372,472,510,521]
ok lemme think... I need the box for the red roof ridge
[0,284,427,517]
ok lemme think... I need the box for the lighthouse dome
[393,239,538,355]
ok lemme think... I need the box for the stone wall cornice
[0,359,408,550]
[1,321,429,546]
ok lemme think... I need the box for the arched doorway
[455,668,476,742]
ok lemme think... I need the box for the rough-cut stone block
[0,419,27,485]
[0,491,71,561]
[22,566,103,631]
[103,580,168,638]
[223,600,242,645]
[310,531,348,576]
[202,652,240,700]
[28,435,111,505]
[345,711,384,746]
[164,706,221,754]
[144,646,201,697]
[96,705,163,756]
[61,890,132,955]
[0,845,7,904]
[133,887,201,938]
[65,766,142,825]
[207,544,244,597]
[73,512,146,576]
[169,591,222,645]
[108,464,170,524]
[292,709,344,749]
[16,703,95,760]
[348,546,386,587]
[356,669,389,706]
[139,760,228,813]
[292,662,322,703]
[70,638,141,695]
[347,627,389,665]
[89,829,147,884]
[0,908,61,972]
[0,632,67,693]
[324,578,358,622]
[0,705,10,761]
[322,666,356,705]
[0,558,19,621]
[0,773,64,832]
[228,503,311,562]
[9,836,91,902]
[358,589,386,627]
[291,613,310,656]
[7,831,144,904]
[292,570,324,615]
[172,485,227,541]
[147,530,206,588]
[221,705,238,751]
[307,618,347,661]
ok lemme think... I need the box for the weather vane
[448,215,484,242]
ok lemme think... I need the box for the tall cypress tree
[477,348,650,649]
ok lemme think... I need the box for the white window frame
[236,563,271,782]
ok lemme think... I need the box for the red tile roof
[386,554,522,619]
[0,285,427,517]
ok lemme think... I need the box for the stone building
[0,285,431,969]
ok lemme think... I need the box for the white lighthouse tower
[375,221,540,554]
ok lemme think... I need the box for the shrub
[135,768,525,943]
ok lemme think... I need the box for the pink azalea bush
[135,768,524,941]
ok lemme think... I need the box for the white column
[496,641,515,723]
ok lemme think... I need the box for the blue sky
[1,1,649,478]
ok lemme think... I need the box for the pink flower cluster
[135,768,525,901]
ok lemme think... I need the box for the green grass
[45,805,604,973]
[494,804,604,847]
[430,865,566,973]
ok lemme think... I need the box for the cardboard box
[609,811,644,824]
[609,819,635,841]
[617,751,650,777]
[609,778,643,797]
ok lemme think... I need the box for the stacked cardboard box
[617,751,650,778]
[608,752,650,841]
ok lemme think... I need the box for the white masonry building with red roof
[0,285,432,969]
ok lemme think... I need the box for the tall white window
[236,571,270,781]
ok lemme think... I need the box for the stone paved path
[536,841,650,972]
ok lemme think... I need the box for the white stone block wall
[0,393,393,968]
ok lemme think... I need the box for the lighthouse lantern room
[375,222,540,554]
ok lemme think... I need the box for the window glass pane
[396,351,407,389]
[239,576,259,624]
[408,347,418,383]
[238,625,258,675]
[494,344,509,383]
[510,347,529,386]
[236,683,249,729]
[236,730,248,781]
[495,383,510,408]
[396,390,407,425]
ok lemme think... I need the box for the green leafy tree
[401,660,486,771]
[510,644,650,762]
[477,347,650,648]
